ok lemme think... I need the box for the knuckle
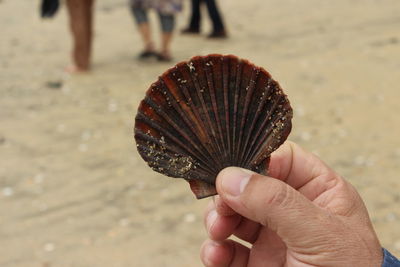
[265,181,292,208]
[241,176,300,228]
[256,181,293,228]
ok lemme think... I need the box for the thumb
[216,167,328,245]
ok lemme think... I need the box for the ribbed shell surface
[134,54,293,198]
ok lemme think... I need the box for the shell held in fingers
[134,54,293,199]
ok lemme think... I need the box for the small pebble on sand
[62,86,71,94]
[354,155,366,166]
[81,130,91,141]
[119,218,130,227]
[393,148,400,158]
[2,187,14,197]
[79,144,88,152]
[336,128,348,138]
[300,131,311,142]
[43,243,55,252]
[295,106,306,117]
[108,100,118,112]
[183,213,196,223]
[34,173,44,184]
[394,240,400,251]
[161,188,170,197]
[135,181,146,191]
[56,124,66,133]
[38,204,48,212]
[386,213,398,222]
[45,80,63,90]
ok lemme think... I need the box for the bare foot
[65,64,89,74]
[156,51,172,62]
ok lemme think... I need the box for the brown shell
[134,54,293,199]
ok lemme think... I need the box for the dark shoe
[181,27,200,34]
[207,30,228,39]
[138,50,157,60]
[156,53,172,62]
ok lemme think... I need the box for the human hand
[200,141,383,267]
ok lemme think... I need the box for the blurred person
[200,141,400,266]
[65,0,95,73]
[130,0,182,62]
[181,0,227,38]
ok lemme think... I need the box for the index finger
[268,141,339,191]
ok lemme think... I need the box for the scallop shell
[134,54,293,199]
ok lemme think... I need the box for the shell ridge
[231,60,243,165]
[233,61,254,165]
[139,146,212,181]
[236,66,260,166]
[240,79,282,164]
[202,56,227,160]
[135,114,215,173]
[221,56,232,160]
[178,61,225,170]
[242,97,283,165]
[161,75,210,143]
[141,96,216,170]
[196,57,225,160]
[187,59,225,169]
[237,69,270,167]
[244,96,292,166]
[136,129,217,182]
[211,55,231,160]
[173,74,220,164]
[143,95,204,152]
[252,115,291,165]
[227,56,239,163]
[157,77,219,163]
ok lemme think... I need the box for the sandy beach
[1,0,400,266]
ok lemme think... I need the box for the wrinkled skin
[200,141,383,267]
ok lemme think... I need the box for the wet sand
[1,0,400,266]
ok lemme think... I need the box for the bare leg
[66,0,94,72]
[160,32,172,58]
[158,13,175,61]
[130,6,155,56]
[137,23,155,52]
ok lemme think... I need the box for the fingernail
[220,167,252,196]
[206,209,218,232]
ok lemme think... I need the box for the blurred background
[1,0,400,266]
